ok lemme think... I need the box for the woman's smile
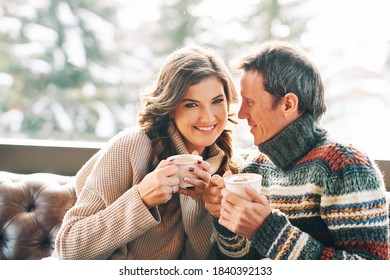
[194,124,217,133]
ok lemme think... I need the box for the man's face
[238,70,291,146]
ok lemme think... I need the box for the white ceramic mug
[224,173,262,201]
[167,154,203,188]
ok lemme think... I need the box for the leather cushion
[0,172,76,260]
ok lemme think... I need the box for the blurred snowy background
[1,0,389,158]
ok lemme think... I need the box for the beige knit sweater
[54,123,223,260]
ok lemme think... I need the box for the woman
[54,46,240,260]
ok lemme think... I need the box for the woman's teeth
[196,125,214,131]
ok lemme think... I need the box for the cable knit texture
[54,122,224,259]
[215,114,389,260]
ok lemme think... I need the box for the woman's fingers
[196,159,211,173]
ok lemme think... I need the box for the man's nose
[238,105,247,119]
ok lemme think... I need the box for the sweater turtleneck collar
[258,113,327,170]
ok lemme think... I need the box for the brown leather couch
[0,171,389,260]
[0,171,76,260]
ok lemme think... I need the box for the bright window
[1,0,389,159]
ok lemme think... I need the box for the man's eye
[246,100,253,106]
[213,98,224,104]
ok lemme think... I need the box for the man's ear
[282,92,300,117]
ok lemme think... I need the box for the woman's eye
[184,103,197,108]
[213,98,224,104]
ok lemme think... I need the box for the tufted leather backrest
[0,172,76,260]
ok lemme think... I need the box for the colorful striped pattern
[214,116,389,260]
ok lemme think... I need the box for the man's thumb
[244,184,263,202]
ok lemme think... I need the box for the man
[203,41,389,260]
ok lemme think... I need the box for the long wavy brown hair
[138,46,240,175]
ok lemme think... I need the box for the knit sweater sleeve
[214,146,389,260]
[212,216,264,260]
[250,175,388,260]
[55,129,161,260]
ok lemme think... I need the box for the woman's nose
[200,106,216,123]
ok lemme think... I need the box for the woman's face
[172,76,228,156]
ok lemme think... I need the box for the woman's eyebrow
[212,94,224,100]
[181,98,199,103]
[182,94,224,103]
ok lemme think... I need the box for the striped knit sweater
[54,122,224,259]
[215,114,389,260]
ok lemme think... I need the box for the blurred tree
[0,0,312,141]
[247,0,309,43]
[149,0,202,55]
[0,0,129,140]
[2,0,388,158]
